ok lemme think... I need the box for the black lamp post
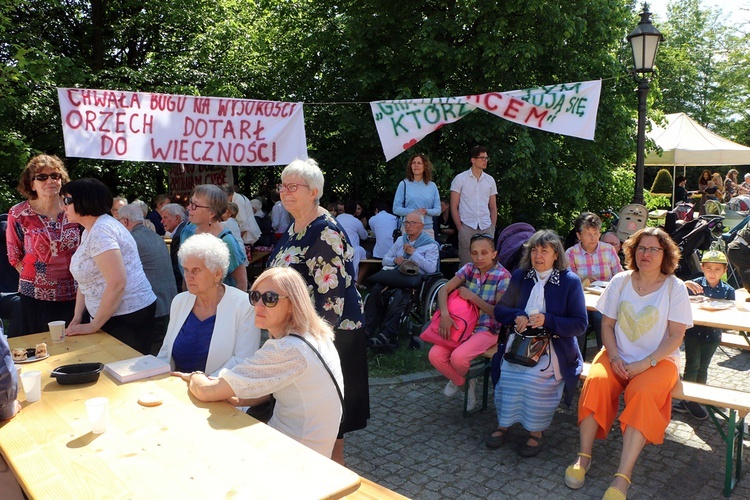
[627,4,664,205]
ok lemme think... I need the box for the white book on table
[104,355,171,383]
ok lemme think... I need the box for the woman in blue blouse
[393,153,441,238]
[267,158,367,465]
[158,233,260,376]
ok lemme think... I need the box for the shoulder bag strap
[288,334,346,422]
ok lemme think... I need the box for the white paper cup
[20,371,42,402]
[48,320,66,343]
[85,397,109,434]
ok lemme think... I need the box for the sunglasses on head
[249,290,289,308]
[470,233,493,241]
[34,173,63,182]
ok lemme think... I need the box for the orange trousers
[578,349,677,445]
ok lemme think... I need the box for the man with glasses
[450,145,498,266]
[365,212,439,349]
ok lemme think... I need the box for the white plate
[698,301,734,311]
[590,281,610,288]
[13,348,50,364]
[585,286,606,295]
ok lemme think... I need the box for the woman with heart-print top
[564,227,692,499]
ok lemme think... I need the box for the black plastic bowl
[50,363,104,385]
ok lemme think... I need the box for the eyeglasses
[471,233,493,241]
[473,156,490,161]
[277,183,309,193]
[33,173,63,182]
[62,196,74,206]
[636,246,663,255]
[249,290,289,308]
[188,200,211,210]
[403,220,423,226]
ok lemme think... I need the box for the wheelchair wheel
[422,278,448,324]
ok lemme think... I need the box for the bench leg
[706,406,744,496]
[462,359,490,418]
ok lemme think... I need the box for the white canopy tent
[645,112,750,210]
[646,112,750,166]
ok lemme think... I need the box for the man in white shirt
[368,200,398,259]
[365,212,439,349]
[450,145,498,265]
[336,200,368,280]
[270,191,292,237]
[225,185,261,247]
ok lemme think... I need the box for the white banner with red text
[370,80,602,161]
[57,88,307,166]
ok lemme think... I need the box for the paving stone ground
[345,343,750,499]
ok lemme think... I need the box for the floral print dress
[268,213,363,330]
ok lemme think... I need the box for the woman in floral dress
[267,158,367,465]
[6,155,80,335]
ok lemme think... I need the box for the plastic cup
[85,397,109,434]
[20,370,42,402]
[48,320,66,343]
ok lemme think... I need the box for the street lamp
[627,3,663,205]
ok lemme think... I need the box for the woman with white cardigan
[157,233,260,376]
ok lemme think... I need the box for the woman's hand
[610,356,629,379]
[416,208,427,216]
[439,314,458,339]
[514,314,529,333]
[528,313,545,329]
[624,359,650,378]
[65,323,98,336]
[457,287,479,304]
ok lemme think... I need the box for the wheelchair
[363,270,448,350]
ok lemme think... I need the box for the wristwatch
[648,356,657,367]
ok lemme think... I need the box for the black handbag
[393,180,406,239]
[504,326,551,367]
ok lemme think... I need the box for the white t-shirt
[70,215,156,319]
[231,192,261,245]
[596,271,692,365]
[369,211,398,258]
[336,213,367,247]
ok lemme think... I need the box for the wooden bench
[466,352,750,495]
[579,362,750,497]
[721,332,750,351]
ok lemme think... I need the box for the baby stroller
[669,214,725,280]
[495,222,535,273]
[721,213,750,290]
[672,201,696,222]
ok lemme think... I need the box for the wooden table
[1,332,360,499]
[584,288,750,332]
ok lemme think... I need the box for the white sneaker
[466,379,477,411]
[443,380,459,398]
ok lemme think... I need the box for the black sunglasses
[470,233,493,241]
[249,290,289,308]
[62,196,74,206]
[34,173,63,182]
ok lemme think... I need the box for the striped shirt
[456,262,511,333]
[565,242,623,282]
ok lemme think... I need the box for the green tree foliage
[1,0,642,233]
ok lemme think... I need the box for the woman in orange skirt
[563,228,692,499]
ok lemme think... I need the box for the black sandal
[519,433,544,457]
[368,333,396,350]
[485,427,508,449]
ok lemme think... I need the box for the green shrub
[644,190,672,210]
[650,168,674,194]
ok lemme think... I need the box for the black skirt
[333,326,370,437]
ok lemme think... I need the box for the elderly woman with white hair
[158,233,260,376]
[182,267,343,458]
[267,158,367,465]
[180,184,248,291]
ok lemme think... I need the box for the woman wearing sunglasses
[267,158,367,465]
[182,267,343,458]
[158,233,259,376]
[565,227,691,498]
[6,155,80,336]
